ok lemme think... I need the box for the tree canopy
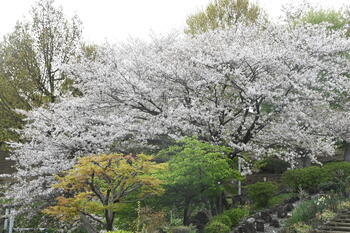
[6,20,350,210]
[43,153,166,231]
[185,0,263,35]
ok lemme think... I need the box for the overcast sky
[0,0,349,44]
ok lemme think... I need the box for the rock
[239,223,256,233]
[284,196,300,204]
[260,211,272,223]
[270,219,280,228]
[256,220,265,232]
[237,222,256,233]
[277,207,287,218]
[246,217,256,224]
[285,203,294,212]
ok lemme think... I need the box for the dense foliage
[282,162,350,193]
[245,182,278,208]
[159,138,240,225]
[43,154,166,231]
[0,0,350,232]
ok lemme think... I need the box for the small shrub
[315,209,336,222]
[337,200,350,210]
[324,162,350,177]
[260,158,290,174]
[283,162,350,194]
[246,182,278,208]
[292,223,312,233]
[223,207,249,227]
[286,199,317,225]
[267,193,296,208]
[211,215,231,227]
[204,221,230,233]
[282,166,327,193]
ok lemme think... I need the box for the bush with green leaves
[211,215,232,227]
[282,162,350,194]
[222,207,249,227]
[282,166,327,193]
[267,193,296,208]
[204,221,231,233]
[246,182,278,208]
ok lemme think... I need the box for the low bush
[222,207,249,227]
[282,162,350,194]
[282,166,327,193]
[323,162,350,176]
[267,193,296,208]
[260,158,290,174]
[211,215,232,227]
[246,182,278,208]
[204,221,230,233]
[286,199,317,225]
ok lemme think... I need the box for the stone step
[327,222,350,227]
[314,230,350,233]
[336,215,350,218]
[321,226,350,232]
[332,219,350,223]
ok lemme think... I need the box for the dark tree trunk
[79,213,97,233]
[344,142,350,162]
[105,210,115,231]
[301,157,311,168]
[216,192,224,214]
[183,198,192,226]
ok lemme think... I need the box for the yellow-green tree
[185,0,263,35]
[43,154,166,232]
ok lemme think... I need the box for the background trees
[7,19,350,212]
[0,0,82,147]
[185,0,264,35]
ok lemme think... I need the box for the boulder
[238,223,256,233]
[270,219,280,228]
[260,211,272,223]
[285,203,294,212]
[277,206,287,218]
[256,220,265,232]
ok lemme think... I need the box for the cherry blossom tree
[5,21,350,213]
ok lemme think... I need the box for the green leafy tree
[185,0,263,35]
[301,9,350,37]
[159,138,241,225]
[0,0,81,146]
[44,154,166,232]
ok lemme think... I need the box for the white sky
[0,0,349,44]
